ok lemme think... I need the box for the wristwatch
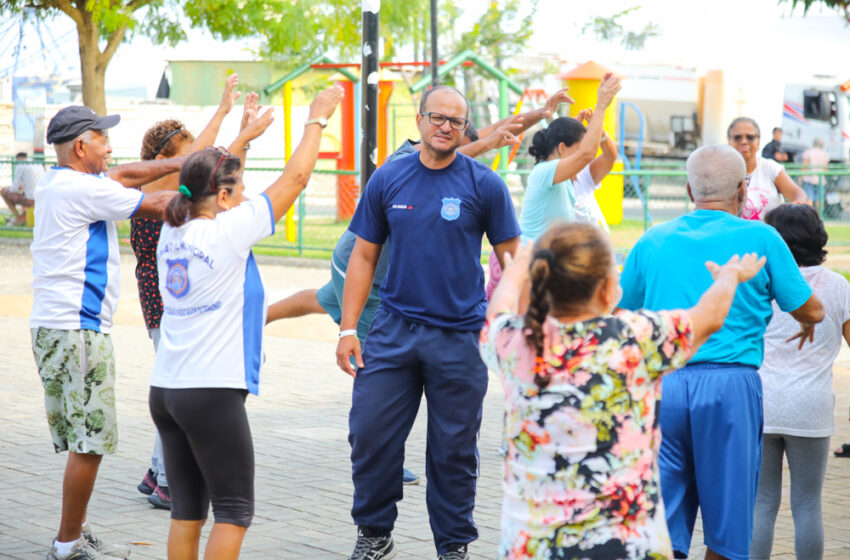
[304,117,328,129]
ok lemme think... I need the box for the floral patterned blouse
[479,309,693,560]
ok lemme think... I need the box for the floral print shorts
[31,327,118,455]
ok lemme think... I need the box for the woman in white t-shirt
[727,117,808,221]
[751,204,850,560]
[570,108,615,233]
[148,87,341,559]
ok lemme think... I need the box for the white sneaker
[82,524,131,559]
[46,538,103,560]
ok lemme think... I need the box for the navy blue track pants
[349,306,489,555]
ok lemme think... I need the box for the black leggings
[149,387,254,527]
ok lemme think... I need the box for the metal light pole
[430,0,438,86]
[361,0,380,187]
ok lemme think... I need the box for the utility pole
[361,0,380,187]
[430,0,438,86]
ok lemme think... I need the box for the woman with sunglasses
[132,73,260,511]
[727,117,808,221]
[148,86,342,559]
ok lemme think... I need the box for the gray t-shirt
[760,265,850,437]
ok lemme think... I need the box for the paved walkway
[1,243,849,559]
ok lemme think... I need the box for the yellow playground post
[560,61,623,225]
[282,81,296,242]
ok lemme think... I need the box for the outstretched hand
[705,253,766,283]
[596,72,622,110]
[543,88,575,118]
[485,116,523,150]
[309,86,344,121]
[576,107,593,125]
[219,73,241,114]
[240,107,274,142]
[240,92,262,131]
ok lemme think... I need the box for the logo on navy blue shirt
[440,197,461,221]
[165,258,191,299]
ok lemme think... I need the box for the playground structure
[262,50,566,238]
[560,60,626,226]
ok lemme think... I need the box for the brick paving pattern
[1,243,849,559]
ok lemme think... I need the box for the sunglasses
[731,134,758,143]
[421,112,469,131]
[208,146,233,193]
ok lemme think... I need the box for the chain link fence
[4,155,850,255]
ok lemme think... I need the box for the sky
[1,0,848,98]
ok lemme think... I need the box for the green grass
[824,222,850,245]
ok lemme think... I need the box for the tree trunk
[76,11,106,115]
[73,9,126,115]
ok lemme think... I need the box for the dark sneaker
[438,544,469,560]
[148,485,171,510]
[81,523,130,559]
[137,469,156,496]
[46,538,106,559]
[349,529,396,560]
[402,467,420,485]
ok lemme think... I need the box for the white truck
[780,79,850,163]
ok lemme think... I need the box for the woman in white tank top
[726,117,808,220]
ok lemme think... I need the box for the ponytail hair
[165,147,241,227]
[524,223,614,388]
[527,117,587,163]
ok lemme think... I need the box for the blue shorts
[316,256,381,341]
[658,363,763,560]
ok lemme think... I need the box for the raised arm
[230,92,262,171]
[553,73,621,184]
[477,88,575,138]
[575,107,619,184]
[142,75,241,195]
[458,118,522,158]
[263,86,343,221]
[336,237,382,377]
[192,73,240,152]
[107,157,186,189]
[487,241,531,320]
[686,254,766,355]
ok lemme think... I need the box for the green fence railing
[4,155,850,254]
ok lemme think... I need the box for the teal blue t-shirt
[518,159,575,241]
[619,209,812,367]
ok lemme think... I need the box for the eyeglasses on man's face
[420,112,469,131]
[731,134,759,143]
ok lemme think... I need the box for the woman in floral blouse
[479,223,765,559]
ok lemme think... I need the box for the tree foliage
[0,0,540,113]
[456,0,538,62]
[582,6,660,51]
[777,0,850,23]
[182,0,454,64]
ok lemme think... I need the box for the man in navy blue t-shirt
[336,86,521,560]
